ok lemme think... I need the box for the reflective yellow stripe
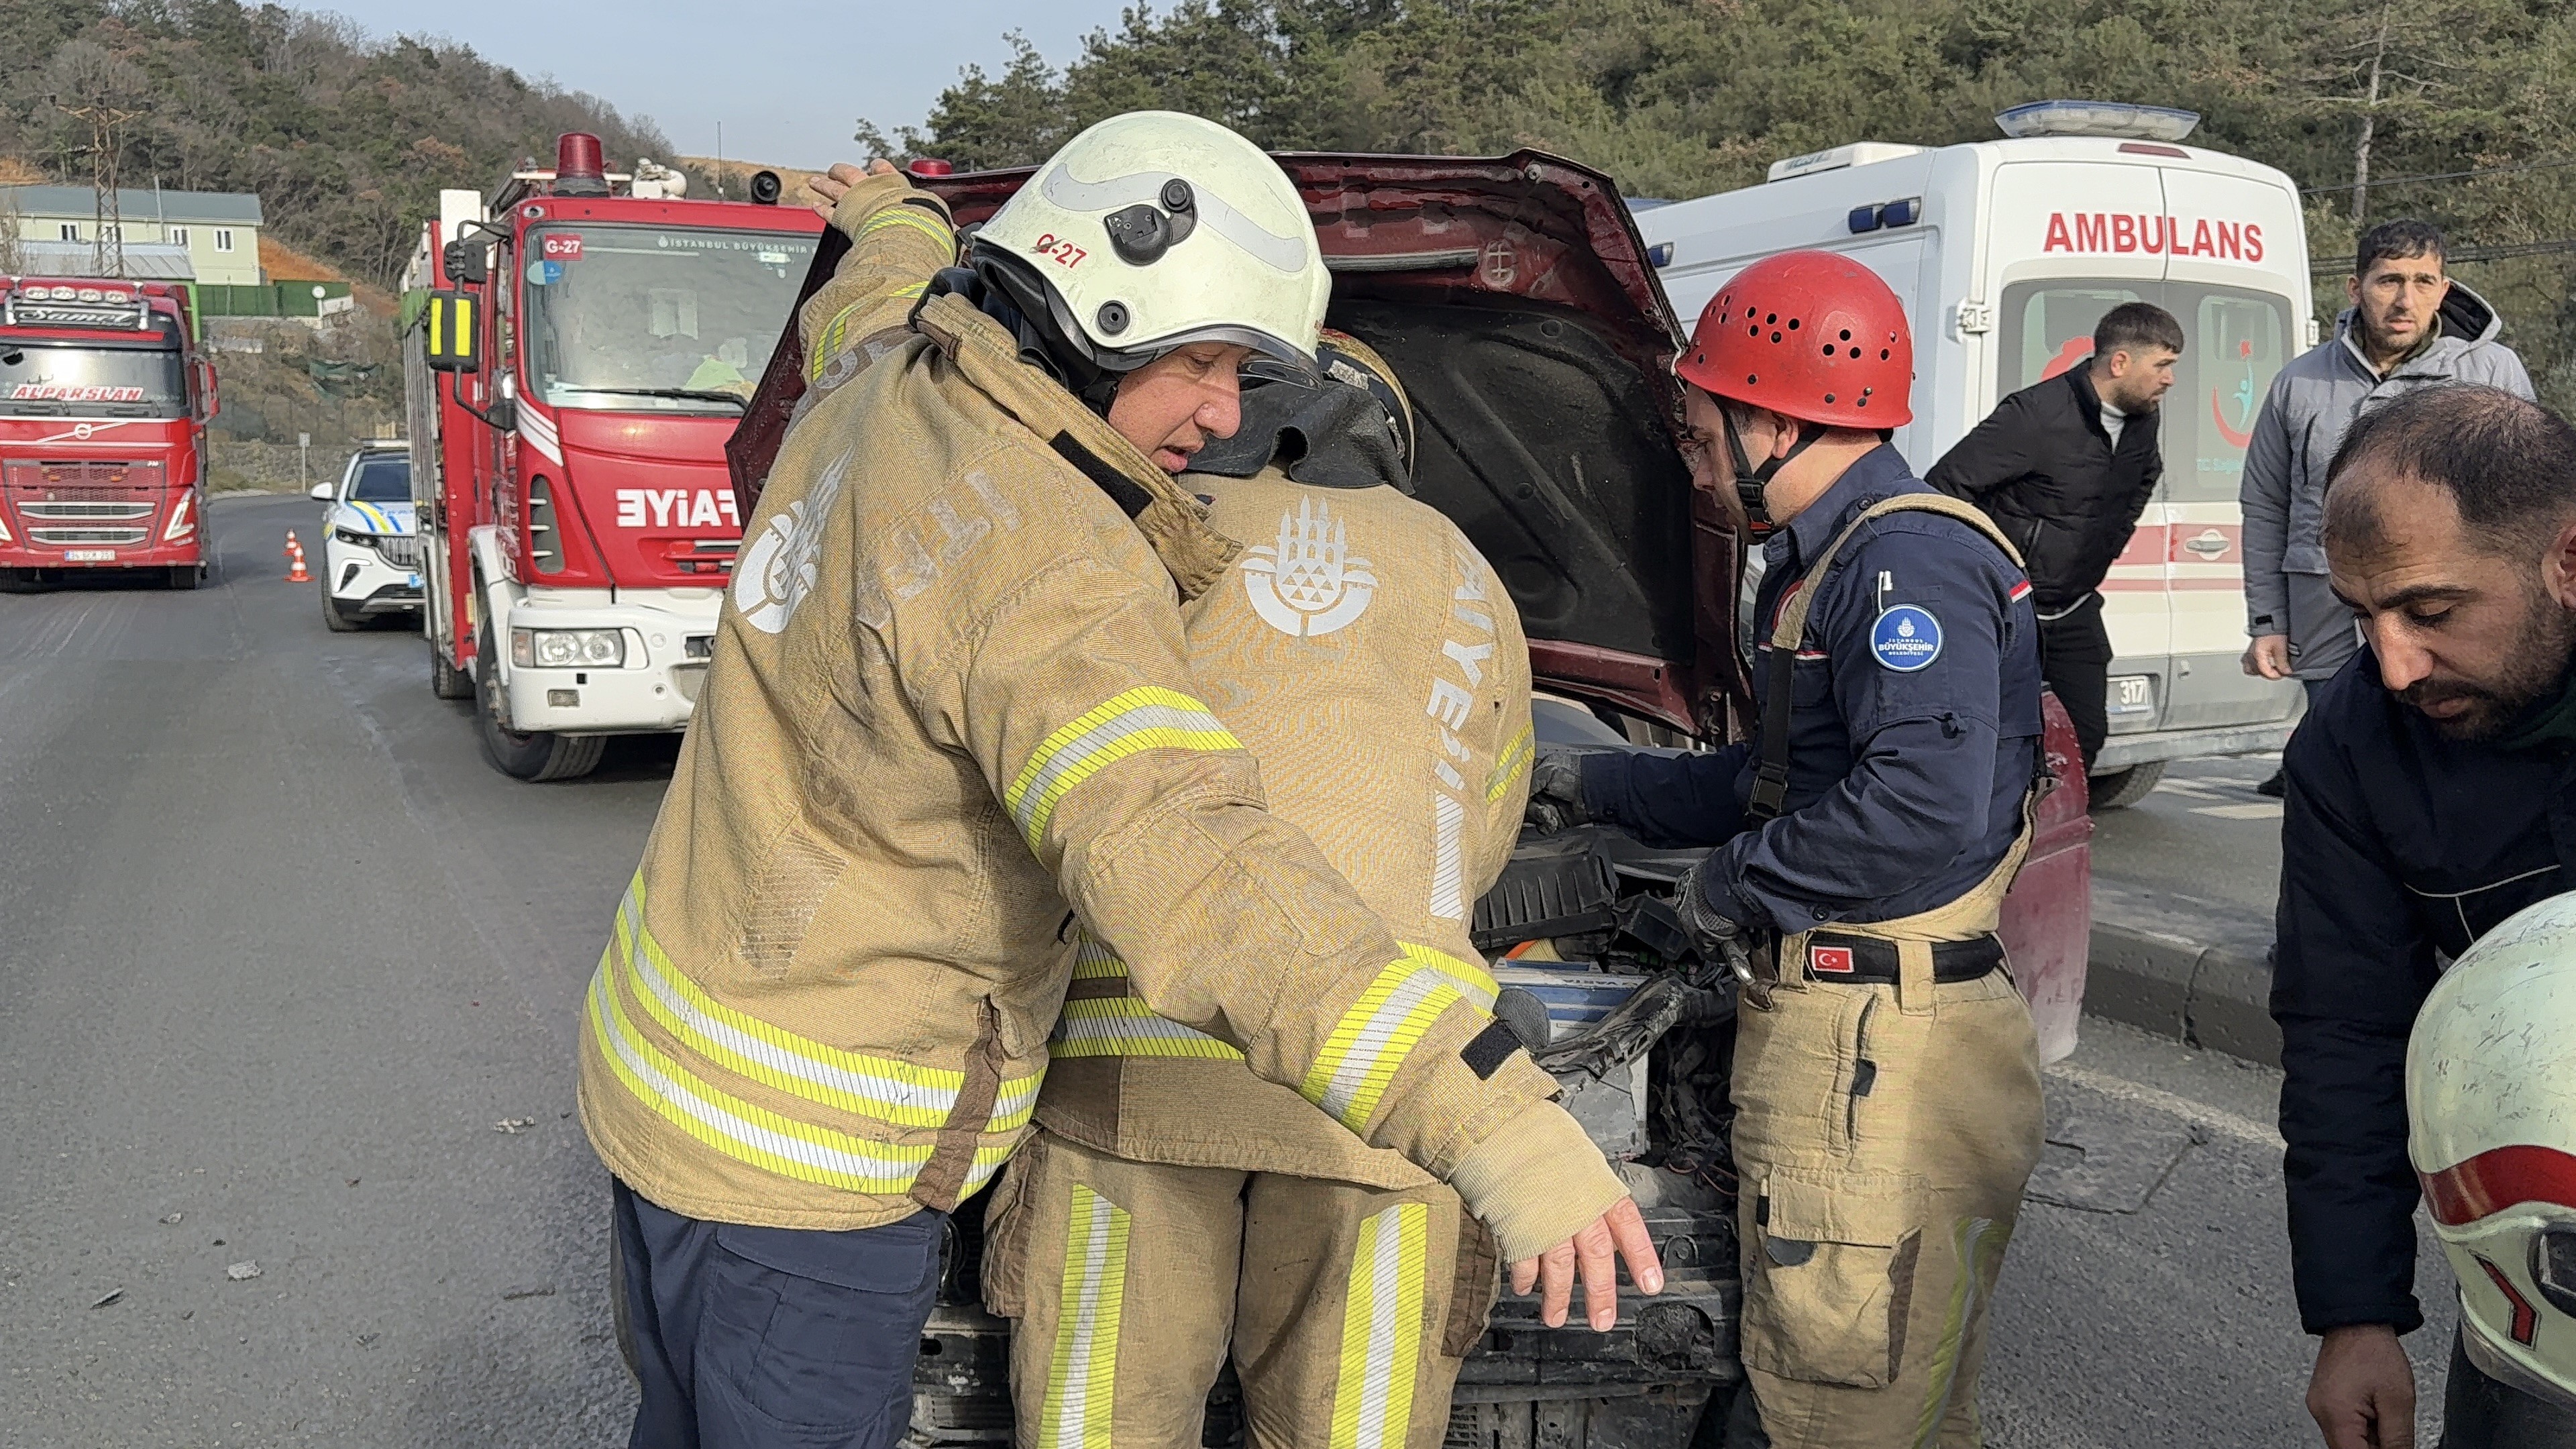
[1910,1216,2007,1448]
[1051,996,1244,1060]
[1410,945,1499,1011]
[612,876,1045,1132]
[1040,1183,1130,1449]
[805,286,926,382]
[1004,688,1241,850]
[1049,938,1487,1063]
[590,961,938,1194]
[1068,934,1126,981]
[1302,949,1480,1134]
[860,207,955,248]
[1328,1201,1430,1449]
[1487,723,1534,804]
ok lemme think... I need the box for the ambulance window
[1996,281,2289,504]
[1999,284,2145,393]
[2164,286,2289,502]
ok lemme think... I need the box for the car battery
[1489,962,1652,1159]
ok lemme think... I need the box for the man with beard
[2242,219,2533,797]
[2276,382,2576,1449]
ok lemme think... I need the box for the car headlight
[511,627,626,669]
[335,527,374,547]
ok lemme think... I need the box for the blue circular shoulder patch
[1870,606,1942,672]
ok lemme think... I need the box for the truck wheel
[2087,759,2166,812]
[168,564,199,592]
[476,619,606,782]
[429,639,474,700]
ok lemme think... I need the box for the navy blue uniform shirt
[2275,649,2576,1336]
[1579,444,2044,932]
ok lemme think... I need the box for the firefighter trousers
[983,1130,1499,1449]
[1725,960,2044,1449]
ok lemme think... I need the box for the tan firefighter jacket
[1036,468,1536,1189]
[575,168,1620,1260]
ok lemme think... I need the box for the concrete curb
[2082,882,2281,1068]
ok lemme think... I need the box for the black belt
[1797,931,2004,985]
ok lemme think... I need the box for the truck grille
[19,462,160,487]
[20,498,152,519]
[7,463,166,537]
[372,534,421,568]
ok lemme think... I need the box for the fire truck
[402,133,824,780]
[0,278,215,589]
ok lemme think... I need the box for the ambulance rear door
[1984,155,2176,742]
[2155,162,2305,737]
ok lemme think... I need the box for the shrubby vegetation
[0,0,663,287]
[868,0,2576,410]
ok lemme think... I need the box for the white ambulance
[1636,101,2311,807]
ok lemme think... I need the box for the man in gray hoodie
[2241,219,2535,794]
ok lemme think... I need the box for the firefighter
[982,331,1532,1448]
[584,112,1658,1449]
[1524,251,2047,1448]
[2405,889,2576,1447]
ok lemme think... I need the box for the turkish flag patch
[1811,945,1857,975]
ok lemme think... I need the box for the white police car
[310,442,422,631]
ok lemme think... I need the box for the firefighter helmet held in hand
[975,110,1330,374]
[2408,889,2576,1412]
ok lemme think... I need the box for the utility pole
[51,92,145,278]
[2350,0,2394,230]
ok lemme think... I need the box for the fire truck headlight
[512,627,625,669]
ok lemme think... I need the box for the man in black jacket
[1930,301,2182,769]
[2277,383,2576,1449]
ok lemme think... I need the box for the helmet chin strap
[1720,404,1824,535]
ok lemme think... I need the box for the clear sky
[311,0,1135,168]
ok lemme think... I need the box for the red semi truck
[402,133,823,780]
[0,278,215,589]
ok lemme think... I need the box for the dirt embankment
[672,157,830,211]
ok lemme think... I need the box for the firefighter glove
[1673,859,1753,985]
[1524,747,1592,833]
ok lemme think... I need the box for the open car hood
[727,152,1746,736]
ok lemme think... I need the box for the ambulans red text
[2042,213,2265,262]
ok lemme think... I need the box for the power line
[2300,158,2576,195]
[2312,237,2576,274]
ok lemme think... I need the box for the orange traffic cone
[284,531,311,584]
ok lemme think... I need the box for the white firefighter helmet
[2408,889,2576,1409]
[976,110,1328,372]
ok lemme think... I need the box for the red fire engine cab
[403,133,824,780]
[0,278,215,589]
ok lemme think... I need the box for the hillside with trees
[865,0,2576,411]
[0,0,665,288]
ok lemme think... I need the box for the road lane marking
[2190,802,2282,820]
[2045,1061,2285,1150]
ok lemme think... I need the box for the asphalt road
[2090,754,2286,950]
[0,494,2463,1448]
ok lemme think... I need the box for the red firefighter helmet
[1678,250,1914,428]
